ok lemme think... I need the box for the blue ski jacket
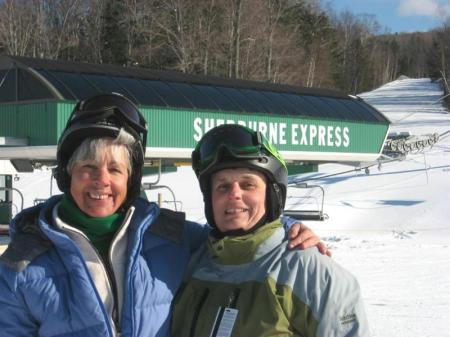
[0,195,208,337]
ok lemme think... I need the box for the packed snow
[328,78,450,337]
[3,77,450,336]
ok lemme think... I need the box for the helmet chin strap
[265,183,283,222]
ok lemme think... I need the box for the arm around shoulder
[184,220,210,253]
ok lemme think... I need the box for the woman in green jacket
[171,124,369,337]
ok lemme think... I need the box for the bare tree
[331,11,381,93]
[1,0,447,94]
[122,0,159,66]
[435,19,450,79]
[227,0,242,78]
[83,0,106,63]
[153,0,196,72]
[0,0,36,56]
[199,0,223,75]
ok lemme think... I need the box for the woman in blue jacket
[0,93,324,337]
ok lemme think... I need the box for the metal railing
[0,187,24,212]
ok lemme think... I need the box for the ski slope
[5,77,450,336]
[312,78,450,337]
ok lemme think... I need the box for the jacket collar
[207,220,284,265]
[0,196,60,272]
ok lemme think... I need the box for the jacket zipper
[228,288,240,308]
[107,206,134,335]
[62,226,120,336]
[104,253,120,334]
[208,288,241,337]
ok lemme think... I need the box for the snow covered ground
[300,78,450,337]
[4,77,450,336]
[347,78,449,337]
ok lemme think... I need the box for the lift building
[0,55,390,223]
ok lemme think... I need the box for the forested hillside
[1,0,449,93]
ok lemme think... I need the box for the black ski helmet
[192,124,288,227]
[55,93,148,207]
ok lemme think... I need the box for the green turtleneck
[58,195,124,257]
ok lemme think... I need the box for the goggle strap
[69,105,146,130]
[69,108,114,124]
[66,108,147,147]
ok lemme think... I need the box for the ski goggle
[192,124,286,173]
[67,93,148,146]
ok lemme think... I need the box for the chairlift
[142,182,181,212]
[142,161,180,211]
[283,183,327,221]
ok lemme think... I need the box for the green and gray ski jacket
[171,220,369,337]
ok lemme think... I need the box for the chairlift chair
[283,183,327,221]
[140,160,176,210]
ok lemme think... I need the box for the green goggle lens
[193,125,286,172]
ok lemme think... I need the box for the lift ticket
[209,307,238,337]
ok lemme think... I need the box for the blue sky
[326,0,450,33]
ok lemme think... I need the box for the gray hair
[66,129,136,175]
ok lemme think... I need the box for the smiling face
[211,168,267,233]
[69,145,129,217]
